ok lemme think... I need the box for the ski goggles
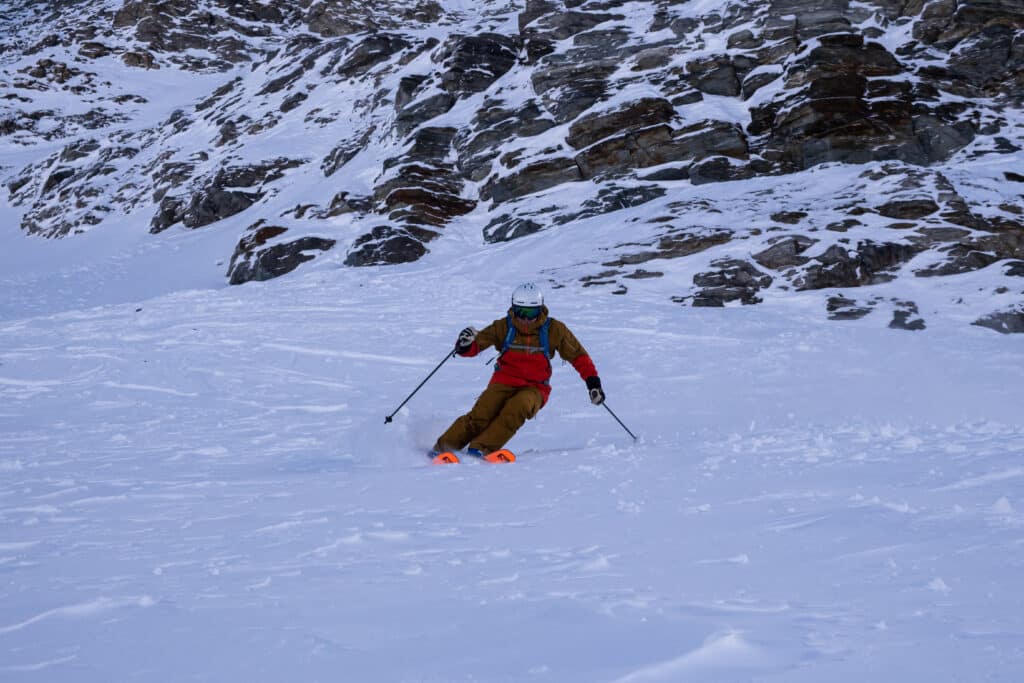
[512,305,541,320]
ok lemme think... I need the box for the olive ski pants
[435,383,543,454]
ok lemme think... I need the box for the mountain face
[1,0,1022,330]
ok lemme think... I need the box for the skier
[430,282,604,461]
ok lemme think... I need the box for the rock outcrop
[226,222,336,284]
[1,0,1021,332]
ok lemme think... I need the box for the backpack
[495,314,552,376]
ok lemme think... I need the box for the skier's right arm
[455,320,501,356]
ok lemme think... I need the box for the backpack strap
[496,316,553,374]
[501,313,517,354]
[539,318,551,360]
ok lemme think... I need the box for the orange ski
[431,451,460,465]
[482,449,516,464]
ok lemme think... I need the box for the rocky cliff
[1,0,1022,330]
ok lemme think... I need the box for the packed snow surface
[2,219,1023,682]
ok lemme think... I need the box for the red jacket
[460,307,597,403]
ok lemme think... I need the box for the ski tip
[482,449,516,464]
[432,451,460,465]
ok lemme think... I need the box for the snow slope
[1,223,1023,681]
[2,0,1023,677]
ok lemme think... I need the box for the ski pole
[384,349,457,424]
[602,402,638,441]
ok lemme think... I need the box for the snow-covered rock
[1,0,1022,329]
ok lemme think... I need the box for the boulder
[531,58,618,123]
[395,74,430,110]
[321,191,372,218]
[575,119,748,179]
[456,100,555,181]
[753,235,817,269]
[691,259,773,306]
[257,66,305,96]
[913,114,977,163]
[889,301,927,330]
[785,34,903,88]
[728,29,763,50]
[345,126,475,266]
[914,245,1001,276]
[78,42,111,59]
[181,187,260,230]
[483,215,545,243]
[521,8,623,62]
[911,227,973,246]
[395,93,456,136]
[480,157,582,203]
[827,295,873,320]
[41,167,76,196]
[876,198,940,219]
[669,120,749,160]
[227,224,336,284]
[567,98,678,149]
[439,33,521,97]
[338,34,410,78]
[305,2,370,36]
[603,230,733,267]
[280,92,308,113]
[742,69,781,98]
[345,226,430,266]
[574,125,669,178]
[973,307,1024,334]
[375,128,476,223]
[555,184,666,224]
[640,165,690,181]
[689,156,753,185]
[518,0,558,32]
[796,241,918,289]
[305,1,442,37]
[113,0,279,69]
[795,9,853,40]
[687,56,741,96]
[150,158,304,233]
[22,59,79,84]
[770,211,807,224]
[915,230,1023,276]
[633,47,674,71]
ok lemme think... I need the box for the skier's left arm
[553,322,604,405]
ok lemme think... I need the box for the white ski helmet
[511,282,544,308]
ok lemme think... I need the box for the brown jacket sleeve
[549,319,588,363]
[549,319,598,379]
[473,318,507,353]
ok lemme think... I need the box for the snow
[1,231,1023,681]
[2,0,1024,678]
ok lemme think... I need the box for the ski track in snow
[0,262,1022,682]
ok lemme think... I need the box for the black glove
[586,376,604,405]
[455,326,478,354]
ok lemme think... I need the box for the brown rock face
[566,98,678,150]
[346,127,476,266]
[480,158,583,204]
[573,117,748,179]
[4,0,1021,322]
[691,259,774,306]
[749,33,975,168]
[227,224,336,285]
[796,241,919,290]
